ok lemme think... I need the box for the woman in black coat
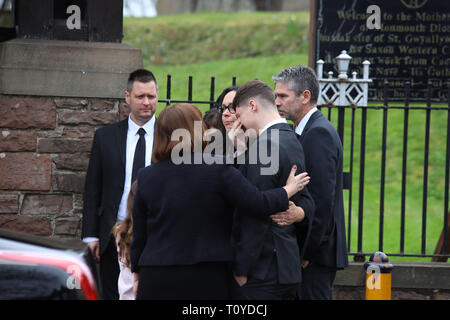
[130,103,309,300]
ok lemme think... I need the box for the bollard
[364,251,394,300]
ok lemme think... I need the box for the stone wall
[0,95,131,243]
[0,39,142,245]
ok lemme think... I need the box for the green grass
[123,12,449,262]
[326,105,448,261]
[123,11,309,66]
[149,53,308,115]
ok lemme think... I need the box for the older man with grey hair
[270,65,348,300]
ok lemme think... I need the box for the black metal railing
[322,80,449,261]
[157,74,450,261]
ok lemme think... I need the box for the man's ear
[249,99,258,112]
[125,90,131,105]
[302,90,312,105]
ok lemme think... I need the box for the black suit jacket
[82,119,129,255]
[298,110,348,269]
[129,154,291,273]
[232,123,315,285]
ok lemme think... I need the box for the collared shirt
[259,118,288,136]
[83,115,155,244]
[295,107,318,136]
[117,115,155,222]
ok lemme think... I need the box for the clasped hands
[270,200,306,226]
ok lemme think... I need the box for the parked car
[0,229,100,300]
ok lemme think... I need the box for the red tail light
[0,251,99,300]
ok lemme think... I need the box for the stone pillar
[0,39,141,243]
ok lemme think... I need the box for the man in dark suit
[272,65,348,300]
[230,80,315,300]
[82,69,158,299]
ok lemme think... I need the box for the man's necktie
[131,128,146,182]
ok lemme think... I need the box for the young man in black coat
[82,69,158,299]
[230,80,315,300]
[272,65,348,300]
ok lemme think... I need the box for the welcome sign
[310,0,450,101]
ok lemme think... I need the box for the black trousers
[231,255,298,300]
[136,262,231,300]
[299,261,337,300]
[99,236,120,300]
[231,279,298,300]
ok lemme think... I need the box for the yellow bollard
[364,251,394,300]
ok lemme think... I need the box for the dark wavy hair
[214,85,240,110]
[203,108,225,131]
[216,86,240,150]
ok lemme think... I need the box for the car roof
[0,228,85,252]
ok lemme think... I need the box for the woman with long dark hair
[213,86,243,159]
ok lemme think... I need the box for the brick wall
[0,95,131,241]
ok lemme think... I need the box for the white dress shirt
[83,115,155,243]
[295,107,318,136]
[117,115,155,221]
